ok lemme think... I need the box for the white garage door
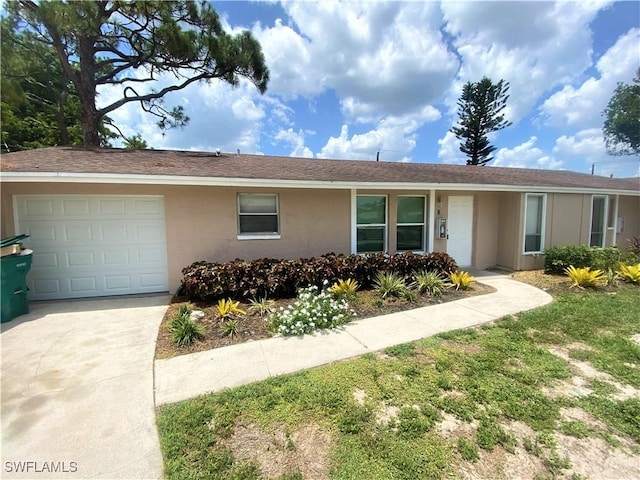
[15,195,169,300]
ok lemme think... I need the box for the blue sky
[102,1,640,178]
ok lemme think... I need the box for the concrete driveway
[1,295,170,479]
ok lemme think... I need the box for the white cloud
[539,28,640,129]
[99,73,269,153]
[493,136,562,170]
[437,131,464,165]
[552,128,639,177]
[438,133,563,170]
[441,0,612,124]
[253,1,458,122]
[319,106,441,162]
[274,128,313,158]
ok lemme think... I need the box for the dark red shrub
[179,251,458,302]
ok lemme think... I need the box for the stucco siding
[617,195,640,249]
[473,192,500,269]
[547,194,586,247]
[1,184,351,293]
[496,192,520,270]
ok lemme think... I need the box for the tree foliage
[603,69,640,156]
[450,76,512,166]
[4,0,270,147]
[0,18,87,152]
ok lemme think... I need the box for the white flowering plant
[268,281,355,336]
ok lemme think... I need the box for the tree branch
[97,71,214,116]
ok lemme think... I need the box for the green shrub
[373,272,409,299]
[247,296,275,317]
[544,245,594,274]
[221,319,239,338]
[544,245,627,275]
[179,252,458,302]
[413,270,447,296]
[170,312,205,347]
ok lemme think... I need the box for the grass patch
[157,284,640,479]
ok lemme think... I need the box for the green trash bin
[1,235,33,323]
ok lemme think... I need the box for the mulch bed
[155,282,495,359]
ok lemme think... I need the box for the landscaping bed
[155,281,495,359]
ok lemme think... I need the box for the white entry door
[15,195,169,300]
[447,196,473,267]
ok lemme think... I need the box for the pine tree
[450,77,512,166]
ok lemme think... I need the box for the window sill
[237,234,281,241]
[522,251,544,256]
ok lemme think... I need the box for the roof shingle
[1,146,639,192]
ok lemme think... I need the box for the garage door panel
[64,224,93,241]
[139,272,167,288]
[15,195,168,300]
[70,276,97,294]
[32,278,62,296]
[103,250,129,266]
[134,199,163,215]
[99,199,127,215]
[62,199,91,215]
[22,223,57,241]
[23,198,55,217]
[67,251,96,267]
[32,252,59,268]
[105,275,131,290]
[100,223,128,242]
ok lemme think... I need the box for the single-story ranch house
[1,146,638,301]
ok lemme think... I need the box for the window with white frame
[397,196,426,252]
[237,193,279,236]
[523,194,546,253]
[590,195,607,248]
[356,195,387,253]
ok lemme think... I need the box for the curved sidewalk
[154,272,552,406]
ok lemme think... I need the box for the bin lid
[0,234,30,247]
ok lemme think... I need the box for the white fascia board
[1,171,639,196]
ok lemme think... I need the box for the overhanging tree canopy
[603,69,640,157]
[6,0,270,147]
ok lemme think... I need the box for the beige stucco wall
[473,192,500,269]
[508,192,640,271]
[616,195,640,250]
[1,183,351,293]
[2,182,638,295]
[495,192,520,270]
[546,194,588,247]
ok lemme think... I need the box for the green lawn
[156,286,640,479]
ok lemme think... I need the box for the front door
[447,196,473,266]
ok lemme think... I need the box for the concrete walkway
[1,295,170,480]
[155,272,553,405]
